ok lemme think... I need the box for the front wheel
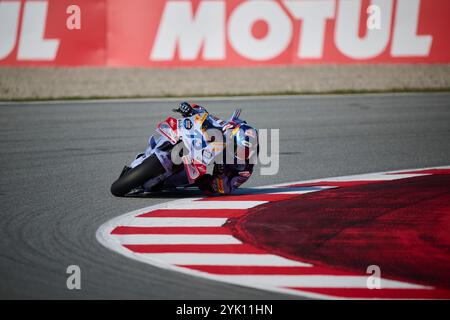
[110,154,166,197]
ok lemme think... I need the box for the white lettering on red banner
[0,0,446,66]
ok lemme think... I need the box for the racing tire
[110,154,166,197]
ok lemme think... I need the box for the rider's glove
[179,102,193,117]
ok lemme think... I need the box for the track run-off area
[0,93,449,298]
[98,166,450,299]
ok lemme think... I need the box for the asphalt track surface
[0,93,449,299]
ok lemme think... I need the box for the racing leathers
[180,102,255,195]
[195,163,254,195]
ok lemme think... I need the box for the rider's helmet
[178,101,194,116]
[229,123,258,163]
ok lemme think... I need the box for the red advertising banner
[0,0,105,66]
[1,0,449,67]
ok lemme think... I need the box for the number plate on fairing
[178,111,224,165]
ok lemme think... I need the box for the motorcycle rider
[177,102,258,195]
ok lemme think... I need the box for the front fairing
[178,111,225,166]
[135,110,227,187]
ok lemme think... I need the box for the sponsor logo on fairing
[183,118,193,130]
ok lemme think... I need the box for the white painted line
[219,275,429,289]
[142,253,311,267]
[1,92,440,106]
[118,217,227,227]
[272,172,446,189]
[164,200,266,210]
[317,173,429,182]
[268,187,335,195]
[111,234,241,245]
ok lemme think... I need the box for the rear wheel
[110,154,166,197]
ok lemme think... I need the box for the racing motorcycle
[110,107,242,197]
